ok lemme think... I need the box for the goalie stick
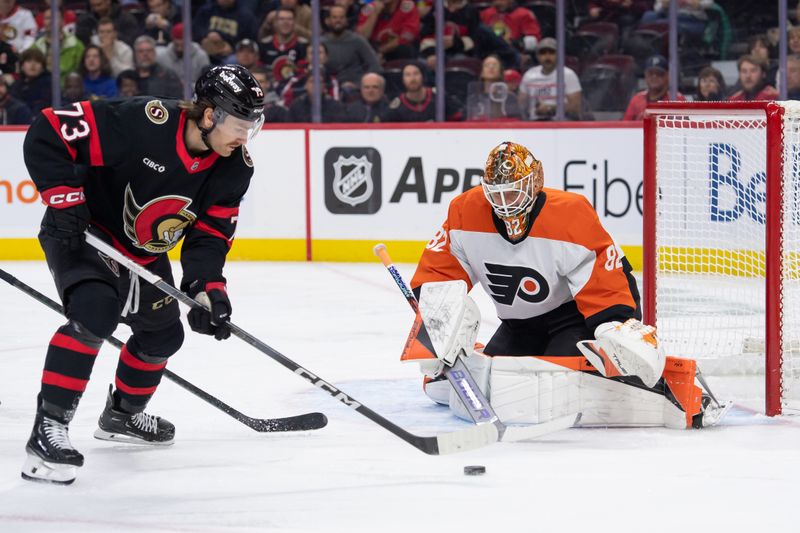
[0,268,326,433]
[82,232,527,454]
[372,243,580,443]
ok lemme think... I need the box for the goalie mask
[482,142,544,240]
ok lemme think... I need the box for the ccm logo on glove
[41,186,86,208]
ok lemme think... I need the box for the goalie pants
[38,229,183,419]
[484,301,593,357]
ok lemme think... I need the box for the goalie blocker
[404,280,727,429]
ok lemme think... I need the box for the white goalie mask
[481,142,544,219]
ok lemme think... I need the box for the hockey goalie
[403,141,730,429]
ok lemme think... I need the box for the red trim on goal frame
[643,101,786,416]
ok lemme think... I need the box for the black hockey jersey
[24,97,254,287]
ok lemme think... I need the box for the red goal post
[643,101,800,416]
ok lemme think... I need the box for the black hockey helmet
[194,64,265,122]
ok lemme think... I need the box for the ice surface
[1,261,799,533]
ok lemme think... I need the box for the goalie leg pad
[485,356,580,424]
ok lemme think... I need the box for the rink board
[0,122,648,264]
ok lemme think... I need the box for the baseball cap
[536,37,557,53]
[171,23,183,40]
[236,39,259,54]
[644,54,668,72]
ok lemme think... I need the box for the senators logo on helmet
[123,185,197,253]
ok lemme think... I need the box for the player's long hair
[178,99,213,122]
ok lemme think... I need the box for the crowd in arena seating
[0,0,798,124]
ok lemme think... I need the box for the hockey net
[643,102,800,416]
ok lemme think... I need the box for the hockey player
[20,64,265,485]
[404,141,727,430]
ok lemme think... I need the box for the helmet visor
[481,172,535,218]
[212,108,265,143]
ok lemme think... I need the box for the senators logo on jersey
[485,263,550,305]
[123,185,197,253]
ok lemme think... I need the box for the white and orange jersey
[411,186,637,326]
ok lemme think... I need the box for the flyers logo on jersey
[123,185,197,253]
[485,263,550,305]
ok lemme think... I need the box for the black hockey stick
[0,268,327,433]
[84,232,502,455]
[373,243,580,442]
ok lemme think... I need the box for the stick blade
[432,422,500,455]
[501,413,580,443]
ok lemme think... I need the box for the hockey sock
[113,344,169,413]
[40,321,103,419]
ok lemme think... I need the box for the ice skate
[94,386,175,445]
[21,412,83,485]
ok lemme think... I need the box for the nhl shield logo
[332,155,373,207]
[324,148,381,214]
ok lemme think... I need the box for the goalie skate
[21,412,83,485]
[94,386,175,445]
[693,396,734,429]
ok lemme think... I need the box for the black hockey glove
[40,186,90,251]
[187,280,232,340]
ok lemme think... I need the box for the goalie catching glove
[186,280,232,340]
[577,318,665,388]
[414,280,481,377]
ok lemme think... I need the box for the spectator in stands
[79,44,117,98]
[466,54,521,121]
[357,0,421,62]
[76,0,141,47]
[748,34,777,88]
[587,0,649,39]
[33,0,77,37]
[260,0,312,41]
[194,0,257,64]
[156,23,210,85]
[0,39,18,76]
[250,64,291,122]
[519,38,581,121]
[479,0,540,55]
[0,0,37,52]
[787,54,800,100]
[323,5,381,91]
[62,72,86,104]
[384,62,462,121]
[260,7,307,85]
[93,17,134,77]
[116,68,139,97]
[640,0,712,41]
[692,65,725,101]
[281,43,339,106]
[0,76,30,124]
[623,54,684,120]
[345,72,390,122]
[235,39,261,70]
[10,48,50,114]
[143,0,180,46]
[790,27,800,55]
[32,8,85,84]
[133,35,183,97]
[289,66,347,122]
[728,55,778,102]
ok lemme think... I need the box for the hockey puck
[463,465,486,476]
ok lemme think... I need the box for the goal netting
[643,101,800,415]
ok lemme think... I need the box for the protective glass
[212,108,264,143]
[481,172,535,218]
